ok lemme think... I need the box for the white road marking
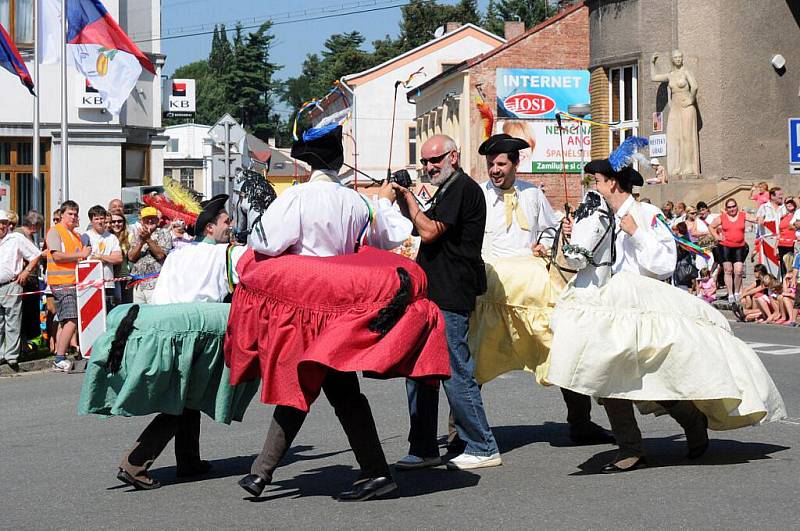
[746,341,800,356]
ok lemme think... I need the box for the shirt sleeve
[365,197,413,250]
[629,209,677,278]
[107,234,121,253]
[17,234,41,262]
[228,245,248,285]
[249,187,302,256]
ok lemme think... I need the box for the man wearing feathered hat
[468,133,614,447]
[231,124,450,501]
[554,138,710,473]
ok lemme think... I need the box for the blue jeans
[405,309,498,457]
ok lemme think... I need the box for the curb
[0,357,56,377]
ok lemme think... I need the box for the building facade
[411,3,590,207]
[0,0,165,222]
[587,0,800,206]
[310,23,504,187]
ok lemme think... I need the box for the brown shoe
[117,468,161,490]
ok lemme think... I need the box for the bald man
[392,135,501,470]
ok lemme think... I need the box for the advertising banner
[496,68,590,120]
[495,120,590,174]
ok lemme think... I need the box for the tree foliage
[483,0,551,36]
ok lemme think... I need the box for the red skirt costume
[225,246,450,412]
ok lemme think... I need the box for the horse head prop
[562,190,616,288]
[232,167,278,244]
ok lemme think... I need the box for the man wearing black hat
[152,194,245,304]
[574,151,708,473]
[473,133,613,446]
[107,195,258,490]
[238,125,415,501]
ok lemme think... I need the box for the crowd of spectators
[0,197,189,372]
[659,183,800,326]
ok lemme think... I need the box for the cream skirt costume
[547,272,786,430]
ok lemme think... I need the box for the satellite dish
[433,26,445,38]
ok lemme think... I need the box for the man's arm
[621,210,677,278]
[392,183,448,244]
[365,181,413,249]
[46,228,90,263]
[147,231,168,261]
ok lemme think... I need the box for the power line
[134,0,409,44]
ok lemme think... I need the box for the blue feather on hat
[608,136,649,172]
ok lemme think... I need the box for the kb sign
[162,79,196,117]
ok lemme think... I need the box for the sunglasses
[420,150,453,166]
[111,219,125,224]
[688,211,697,215]
[725,204,737,209]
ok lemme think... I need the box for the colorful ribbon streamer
[652,213,712,260]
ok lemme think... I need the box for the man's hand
[561,215,573,239]
[15,269,30,286]
[532,243,548,257]
[390,182,409,198]
[378,180,396,203]
[620,213,638,236]
[138,226,153,242]
[78,246,92,259]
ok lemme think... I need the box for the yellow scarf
[502,189,529,230]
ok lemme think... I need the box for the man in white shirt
[476,134,612,446]
[580,155,707,473]
[113,194,255,490]
[239,125,413,502]
[83,205,122,309]
[0,210,42,369]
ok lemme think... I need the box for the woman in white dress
[548,137,786,473]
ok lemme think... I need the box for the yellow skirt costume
[469,255,563,385]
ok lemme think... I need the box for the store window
[407,125,417,166]
[179,167,194,190]
[0,0,34,47]
[608,64,638,150]
[0,138,50,216]
[122,145,150,187]
[167,138,179,152]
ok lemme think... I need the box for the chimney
[504,21,525,40]
[445,22,462,34]
[268,138,276,148]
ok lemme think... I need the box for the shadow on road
[147,444,352,487]
[493,422,579,452]
[243,464,481,502]
[571,436,790,475]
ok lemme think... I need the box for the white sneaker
[446,452,502,470]
[52,359,72,372]
[395,454,442,470]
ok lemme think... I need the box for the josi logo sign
[503,93,556,116]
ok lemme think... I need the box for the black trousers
[603,398,703,458]
[251,370,390,481]
[121,408,201,480]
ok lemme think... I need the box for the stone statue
[651,50,700,177]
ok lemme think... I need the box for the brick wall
[466,4,590,209]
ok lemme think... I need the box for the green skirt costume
[78,303,258,424]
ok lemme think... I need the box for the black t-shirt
[416,170,487,312]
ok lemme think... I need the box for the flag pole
[32,0,41,213]
[59,0,68,202]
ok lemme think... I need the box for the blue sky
[160,0,492,78]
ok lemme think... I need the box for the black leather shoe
[336,476,397,502]
[569,422,616,446]
[600,456,647,474]
[176,460,212,478]
[239,474,270,497]
[117,468,161,490]
[686,412,709,459]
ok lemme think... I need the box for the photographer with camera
[391,134,501,471]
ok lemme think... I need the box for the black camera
[386,169,412,189]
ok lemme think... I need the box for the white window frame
[608,64,639,150]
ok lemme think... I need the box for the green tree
[398,0,481,50]
[208,24,233,77]
[483,0,551,35]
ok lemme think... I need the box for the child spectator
[778,255,796,326]
[736,264,768,322]
[750,182,769,207]
[697,267,717,303]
